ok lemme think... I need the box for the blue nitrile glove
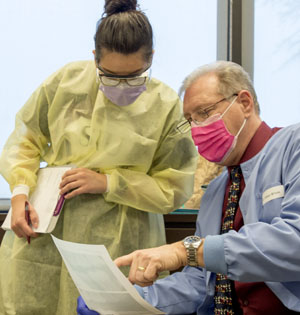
[77,296,100,315]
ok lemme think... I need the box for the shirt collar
[239,121,280,164]
[227,121,280,174]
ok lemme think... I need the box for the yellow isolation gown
[0,60,198,314]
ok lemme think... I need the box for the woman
[0,0,197,314]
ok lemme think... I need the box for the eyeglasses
[176,93,238,134]
[97,65,151,87]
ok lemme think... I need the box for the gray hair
[179,61,260,114]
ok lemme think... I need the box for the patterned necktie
[214,166,242,315]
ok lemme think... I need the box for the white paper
[51,235,165,315]
[2,166,73,233]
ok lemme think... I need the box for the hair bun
[104,0,138,16]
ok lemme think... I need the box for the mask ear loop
[220,95,247,136]
[96,68,100,83]
[219,117,247,164]
[220,96,238,118]
[236,119,247,137]
[147,68,152,83]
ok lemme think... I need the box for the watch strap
[186,244,198,267]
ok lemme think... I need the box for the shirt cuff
[11,185,30,198]
[105,174,110,193]
[134,284,145,299]
[203,234,227,275]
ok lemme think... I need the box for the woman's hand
[114,242,187,287]
[59,168,107,199]
[11,194,39,239]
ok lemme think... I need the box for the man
[78,61,300,314]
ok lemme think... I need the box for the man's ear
[238,90,255,118]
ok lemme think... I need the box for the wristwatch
[183,235,202,267]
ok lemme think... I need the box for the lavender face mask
[99,84,146,106]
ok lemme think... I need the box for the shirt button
[243,299,249,306]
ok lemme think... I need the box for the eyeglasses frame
[176,93,238,134]
[97,64,151,86]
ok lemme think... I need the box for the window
[0,0,217,201]
[253,0,300,127]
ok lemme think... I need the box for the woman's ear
[92,50,98,67]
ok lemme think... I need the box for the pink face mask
[191,97,246,163]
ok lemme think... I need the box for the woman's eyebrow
[99,66,145,76]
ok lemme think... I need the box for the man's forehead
[183,74,219,112]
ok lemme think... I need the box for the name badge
[262,185,284,205]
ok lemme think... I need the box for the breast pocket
[261,184,284,223]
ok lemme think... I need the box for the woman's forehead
[98,49,147,75]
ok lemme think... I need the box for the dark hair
[94,0,153,64]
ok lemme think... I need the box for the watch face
[183,235,202,266]
[184,235,201,245]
